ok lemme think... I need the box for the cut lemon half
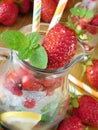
[0,111,41,130]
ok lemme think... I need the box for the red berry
[3,71,22,96]
[0,1,19,25]
[42,24,77,69]
[24,98,36,108]
[4,79,22,96]
[90,14,98,26]
[73,95,98,127]
[57,115,85,130]
[17,0,30,14]
[86,25,97,34]
[86,59,98,89]
[22,75,43,91]
[41,0,57,23]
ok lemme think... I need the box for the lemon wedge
[0,111,41,130]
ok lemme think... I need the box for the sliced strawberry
[86,25,97,34]
[39,78,55,88]
[22,75,43,91]
[24,98,36,108]
[7,70,21,83]
[90,14,98,26]
[4,79,22,96]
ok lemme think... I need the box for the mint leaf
[1,30,48,69]
[29,45,48,69]
[18,45,31,60]
[1,30,27,50]
[27,32,40,49]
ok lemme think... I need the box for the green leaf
[27,32,40,49]
[18,45,31,60]
[71,97,79,108]
[29,45,48,69]
[1,30,27,51]
[79,7,87,17]
[70,7,94,19]
[70,7,81,17]
[85,10,94,19]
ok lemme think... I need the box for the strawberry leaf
[71,97,79,108]
[85,10,94,19]
[29,45,48,69]
[70,7,94,19]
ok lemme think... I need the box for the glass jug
[0,23,87,130]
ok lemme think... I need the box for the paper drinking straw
[48,0,68,31]
[68,74,98,99]
[69,83,83,95]
[32,0,41,32]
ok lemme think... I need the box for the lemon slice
[0,111,41,130]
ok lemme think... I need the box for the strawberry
[22,75,43,91]
[73,95,98,127]
[85,59,98,89]
[90,14,98,26]
[3,70,23,96]
[57,115,85,130]
[86,25,97,34]
[3,78,22,96]
[0,1,19,25]
[24,98,36,108]
[14,0,30,14]
[42,24,77,69]
[41,0,57,23]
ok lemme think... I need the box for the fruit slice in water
[0,111,41,130]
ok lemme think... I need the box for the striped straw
[48,0,68,31]
[68,74,98,99]
[32,0,41,32]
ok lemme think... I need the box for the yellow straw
[48,0,68,31]
[32,0,41,32]
[68,74,98,98]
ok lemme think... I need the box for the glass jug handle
[0,47,11,75]
[0,47,11,60]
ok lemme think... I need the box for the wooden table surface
[0,0,98,130]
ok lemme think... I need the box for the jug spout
[65,53,88,69]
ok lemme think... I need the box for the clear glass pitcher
[0,23,87,130]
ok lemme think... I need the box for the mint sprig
[1,30,48,69]
[70,7,94,19]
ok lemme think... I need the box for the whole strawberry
[73,95,98,127]
[0,0,19,25]
[42,24,77,70]
[41,0,57,23]
[14,0,30,14]
[85,59,98,89]
[57,115,85,130]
